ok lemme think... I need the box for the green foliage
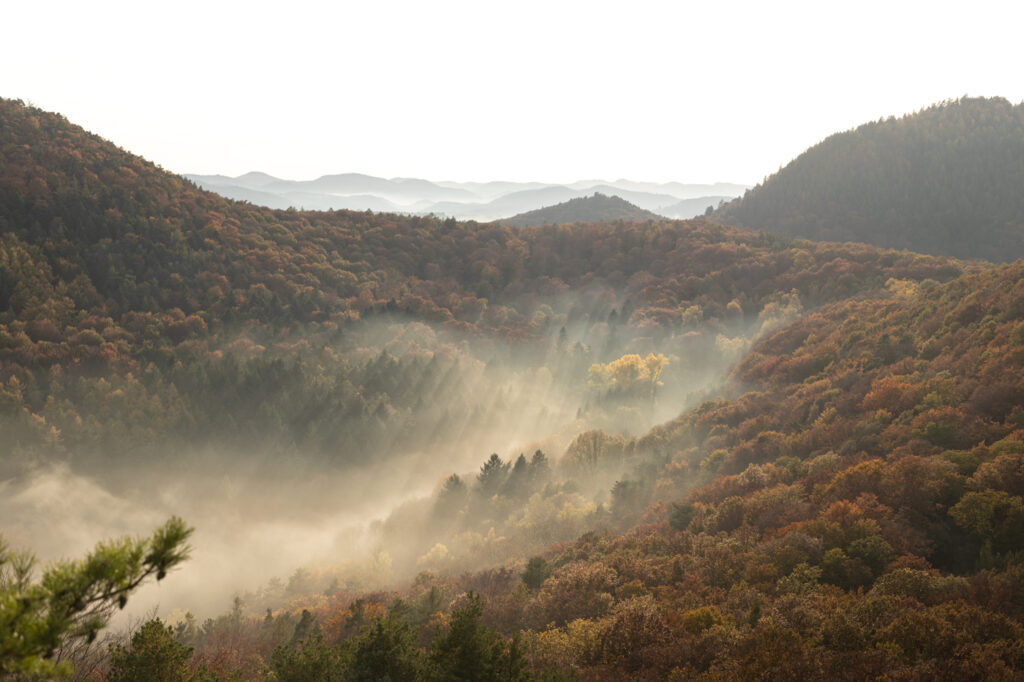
[609,479,649,517]
[290,609,320,646]
[521,558,551,590]
[776,562,822,595]
[0,518,191,678]
[668,502,696,531]
[270,632,345,682]
[846,534,894,577]
[108,619,213,682]
[427,592,531,681]
[870,568,966,604]
[682,606,723,635]
[950,490,1024,557]
[348,616,423,681]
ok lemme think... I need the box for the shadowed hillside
[718,97,1024,262]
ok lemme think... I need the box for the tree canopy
[718,97,1024,261]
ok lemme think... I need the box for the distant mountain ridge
[498,193,661,227]
[185,171,747,221]
[717,96,1024,262]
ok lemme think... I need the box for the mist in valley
[0,287,805,632]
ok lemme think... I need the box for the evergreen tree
[427,592,531,681]
[435,474,468,519]
[477,454,510,498]
[0,518,192,679]
[271,632,345,682]
[528,450,551,487]
[348,616,423,681]
[521,557,550,590]
[108,619,214,682]
[501,454,530,498]
[291,608,320,645]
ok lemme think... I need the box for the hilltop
[497,192,661,227]
[718,97,1024,261]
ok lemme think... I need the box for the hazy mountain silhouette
[497,193,661,226]
[659,196,734,219]
[187,172,747,220]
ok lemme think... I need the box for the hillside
[0,97,960,479]
[150,256,1024,681]
[4,98,1024,679]
[497,192,660,226]
[717,97,1024,262]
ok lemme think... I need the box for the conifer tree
[0,517,192,678]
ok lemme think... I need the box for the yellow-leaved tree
[587,353,669,402]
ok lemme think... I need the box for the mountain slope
[717,97,1024,261]
[497,193,660,227]
[0,97,962,477]
[181,257,1024,681]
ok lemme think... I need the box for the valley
[2,96,1024,680]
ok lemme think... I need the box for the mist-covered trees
[42,254,1024,680]
[478,454,511,498]
[0,97,968,481]
[434,474,468,519]
[587,353,668,402]
[0,518,192,679]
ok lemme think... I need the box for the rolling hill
[717,97,1024,261]
[188,171,746,221]
[1,96,960,477]
[497,193,660,226]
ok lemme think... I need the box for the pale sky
[4,0,1023,185]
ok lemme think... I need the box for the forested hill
[0,97,962,475]
[717,97,1024,262]
[158,256,1024,680]
[497,193,660,227]
[7,101,1024,680]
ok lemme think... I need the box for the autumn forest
[3,96,1024,680]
